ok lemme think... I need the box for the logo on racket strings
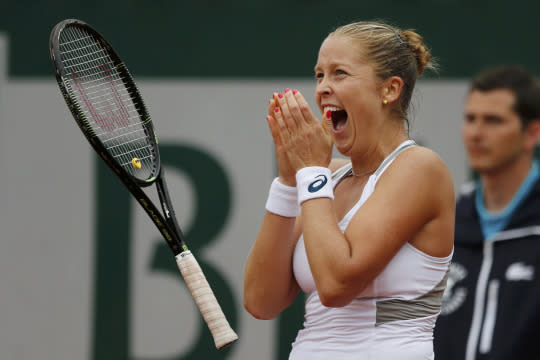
[308,175,328,193]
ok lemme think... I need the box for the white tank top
[291,140,453,360]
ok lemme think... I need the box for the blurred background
[0,1,539,359]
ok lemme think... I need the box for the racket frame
[49,19,187,255]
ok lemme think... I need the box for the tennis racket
[49,18,238,349]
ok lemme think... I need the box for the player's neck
[480,156,534,212]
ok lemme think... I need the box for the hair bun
[400,30,432,76]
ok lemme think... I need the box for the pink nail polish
[326,110,332,118]
[285,88,290,93]
[275,107,280,113]
[278,93,283,99]
[293,89,298,95]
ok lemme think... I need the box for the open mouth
[324,106,348,131]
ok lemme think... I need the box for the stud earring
[383,99,388,105]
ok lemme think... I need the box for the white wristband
[296,166,334,205]
[265,178,301,217]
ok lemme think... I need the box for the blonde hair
[330,21,436,124]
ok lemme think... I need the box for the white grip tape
[296,166,334,205]
[176,251,238,349]
[265,177,300,217]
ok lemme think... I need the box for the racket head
[49,19,160,186]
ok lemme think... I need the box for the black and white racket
[49,18,238,349]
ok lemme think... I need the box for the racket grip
[176,251,238,349]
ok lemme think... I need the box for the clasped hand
[266,89,334,186]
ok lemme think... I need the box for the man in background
[434,65,540,360]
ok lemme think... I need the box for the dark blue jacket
[434,178,540,360]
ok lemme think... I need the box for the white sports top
[290,140,453,360]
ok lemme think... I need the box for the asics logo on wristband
[308,175,328,193]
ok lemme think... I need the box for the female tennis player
[244,20,455,359]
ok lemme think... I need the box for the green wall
[2,0,540,78]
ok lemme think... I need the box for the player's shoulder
[379,144,455,218]
[385,144,453,193]
[397,145,450,175]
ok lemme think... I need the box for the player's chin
[334,139,353,157]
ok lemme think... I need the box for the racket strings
[58,26,156,181]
